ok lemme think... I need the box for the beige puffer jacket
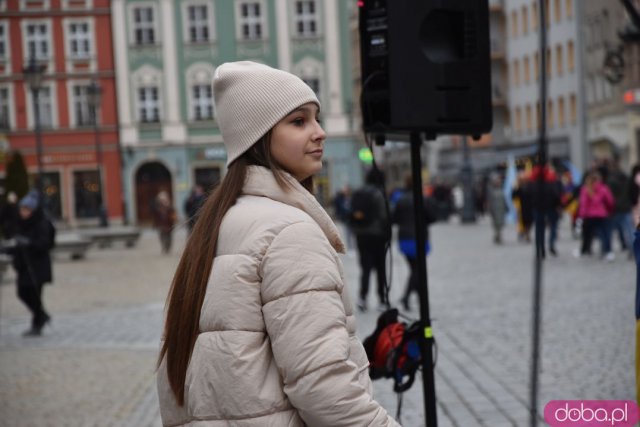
[157,166,400,426]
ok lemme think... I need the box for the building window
[547,99,554,128]
[566,0,573,19]
[0,22,7,60]
[522,6,528,34]
[513,59,520,86]
[532,2,538,30]
[546,48,552,77]
[73,85,93,126]
[138,87,160,122]
[192,84,214,120]
[569,93,576,123]
[0,87,9,129]
[554,0,561,22]
[294,0,317,37]
[35,86,53,128]
[25,22,50,60]
[514,107,522,134]
[558,96,565,127]
[556,44,564,75]
[511,10,518,37]
[544,0,550,25]
[567,40,575,71]
[536,102,541,130]
[525,104,532,133]
[133,7,155,45]
[524,56,530,83]
[238,2,264,40]
[73,170,101,219]
[534,52,539,80]
[187,5,210,42]
[68,22,92,59]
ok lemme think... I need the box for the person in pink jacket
[156,61,400,426]
[577,171,615,260]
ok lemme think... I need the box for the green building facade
[112,0,363,224]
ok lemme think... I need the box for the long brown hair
[158,131,312,406]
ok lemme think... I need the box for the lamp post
[22,55,46,194]
[87,80,108,227]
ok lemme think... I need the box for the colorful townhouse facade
[0,0,124,225]
[112,0,362,225]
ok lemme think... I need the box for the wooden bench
[54,233,93,260]
[79,227,142,249]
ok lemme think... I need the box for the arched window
[566,0,573,19]
[534,52,540,80]
[554,0,561,22]
[525,104,532,133]
[522,6,528,34]
[547,99,554,128]
[186,62,216,121]
[524,56,530,83]
[512,9,519,37]
[513,59,521,86]
[514,106,522,134]
[132,65,163,123]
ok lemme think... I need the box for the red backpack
[363,309,423,393]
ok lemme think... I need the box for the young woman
[156,62,399,426]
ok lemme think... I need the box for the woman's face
[270,102,326,182]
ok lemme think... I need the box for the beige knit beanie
[213,61,320,166]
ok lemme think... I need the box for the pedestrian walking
[156,61,399,427]
[332,185,354,250]
[183,184,206,235]
[531,165,563,257]
[511,172,533,242]
[487,173,508,244]
[575,171,615,260]
[392,172,437,311]
[606,155,633,255]
[350,168,390,312]
[6,191,54,336]
[152,191,176,254]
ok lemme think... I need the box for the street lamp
[87,80,109,227]
[22,55,46,194]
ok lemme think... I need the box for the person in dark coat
[8,191,54,336]
[392,173,437,311]
[153,191,177,254]
[350,168,389,312]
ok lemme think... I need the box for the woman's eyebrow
[289,106,319,115]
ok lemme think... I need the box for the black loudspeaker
[359,0,493,137]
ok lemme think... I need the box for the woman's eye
[292,118,304,126]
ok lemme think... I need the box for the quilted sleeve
[260,221,400,427]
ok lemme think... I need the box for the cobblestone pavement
[0,217,635,427]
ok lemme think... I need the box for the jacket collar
[242,166,346,254]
